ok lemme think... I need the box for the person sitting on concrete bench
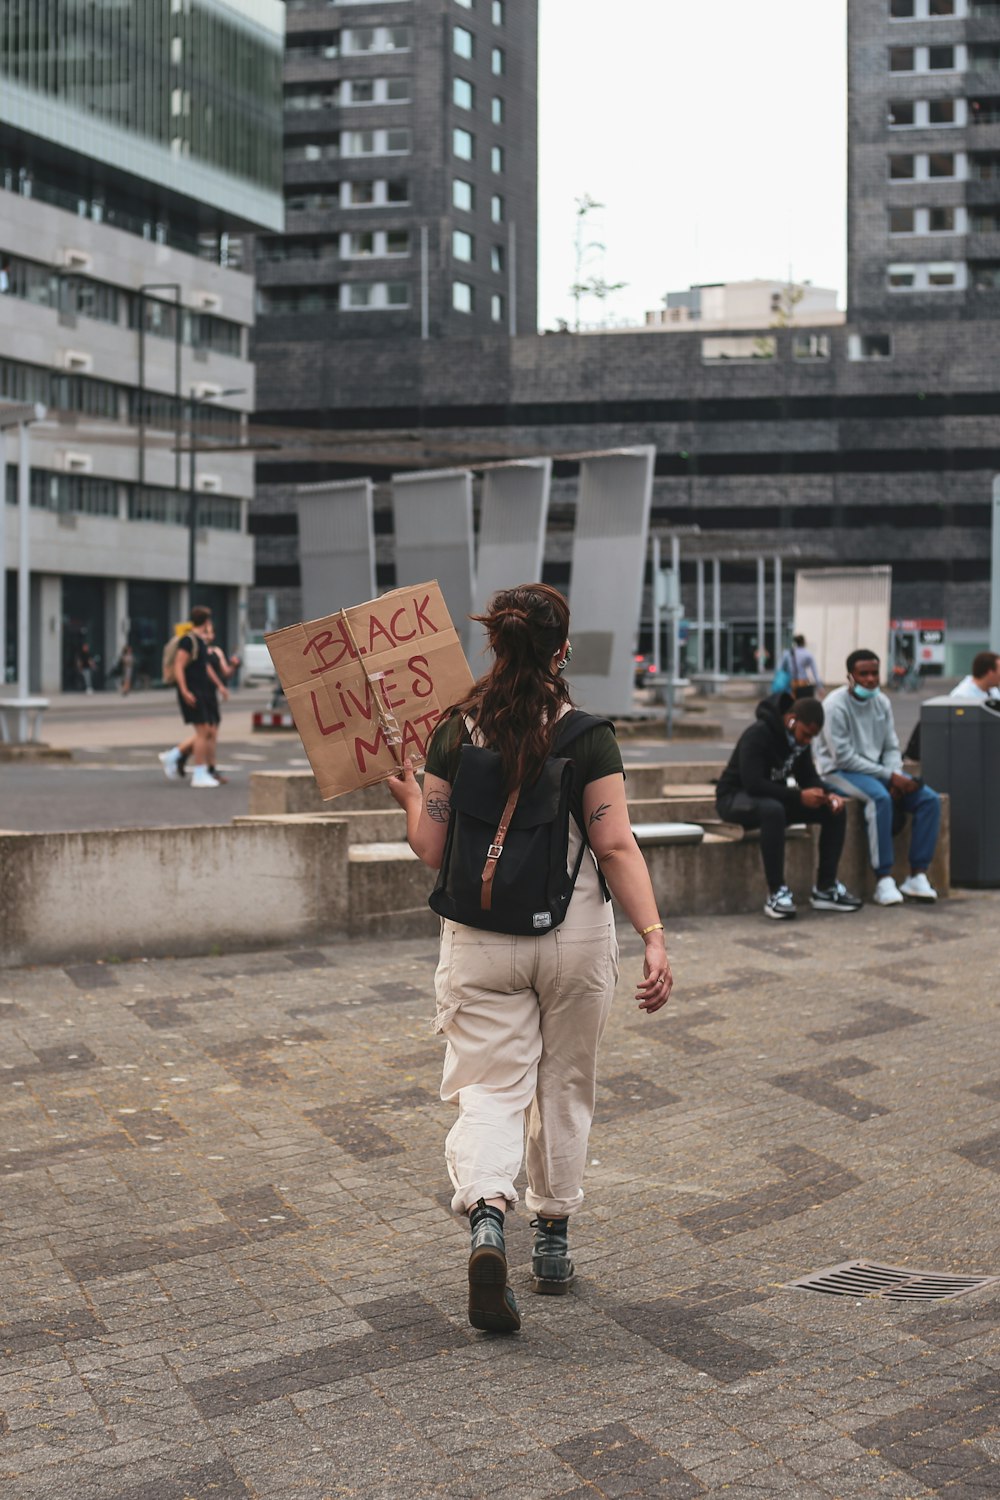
[715,692,861,921]
[950,651,1000,703]
[815,647,941,907]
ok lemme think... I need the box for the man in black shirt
[716,693,862,920]
[158,607,227,789]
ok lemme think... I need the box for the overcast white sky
[536,0,848,331]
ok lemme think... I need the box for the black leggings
[716,791,846,893]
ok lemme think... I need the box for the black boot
[531,1214,574,1295]
[468,1199,520,1333]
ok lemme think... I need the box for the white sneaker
[900,872,938,901]
[158,748,181,780]
[764,885,797,920]
[190,767,220,789]
[873,876,904,906]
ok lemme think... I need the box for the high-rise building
[256,0,538,339]
[849,0,1000,317]
[0,0,284,691]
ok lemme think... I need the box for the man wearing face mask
[814,648,941,906]
[715,692,861,920]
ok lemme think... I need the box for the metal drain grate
[786,1259,1000,1302]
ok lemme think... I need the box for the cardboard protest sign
[265,581,475,801]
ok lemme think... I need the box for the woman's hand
[636,933,673,1013]
[386,756,422,811]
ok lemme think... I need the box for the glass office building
[0,0,284,246]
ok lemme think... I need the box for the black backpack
[428,710,613,936]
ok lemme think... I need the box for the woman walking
[387,584,673,1334]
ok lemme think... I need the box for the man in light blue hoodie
[814,648,941,907]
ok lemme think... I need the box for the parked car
[241,632,277,684]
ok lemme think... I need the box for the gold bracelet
[640,922,664,937]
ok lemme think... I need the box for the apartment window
[386,129,410,152]
[793,334,831,360]
[928,151,956,175]
[929,205,957,230]
[492,2,505,22]
[347,284,374,307]
[848,333,893,359]
[890,47,916,71]
[386,283,410,305]
[890,0,915,14]
[890,206,916,232]
[491,193,504,221]
[345,232,376,257]
[972,152,1000,178]
[348,80,375,104]
[491,292,504,321]
[385,78,411,102]
[453,229,474,261]
[454,77,474,109]
[888,264,917,287]
[889,100,916,126]
[491,95,504,125]
[387,179,409,202]
[929,98,957,123]
[928,264,958,284]
[972,260,1000,288]
[349,181,376,204]
[453,280,474,312]
[344,131,375,156]
[928,46,956,70]
[386,232,410,255]
[971,207,1000,230]
[890,154,916,178]
[453,178,474,210]
[454,127,474,159]
[454,25,474,58]
[702,335,776,362]
[491,145,504,173]
[929,0,956,12]
[490,244,504,273]
[491,46,505,75]
[286,85,339,111]
[454,0,473,7]
[970,96,1000,124]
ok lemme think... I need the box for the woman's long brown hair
[452,583,572,792]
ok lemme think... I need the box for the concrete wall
[0,819,349,968]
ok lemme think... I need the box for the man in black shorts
[158,607,227,788]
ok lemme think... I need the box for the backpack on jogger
[428,710,613,936]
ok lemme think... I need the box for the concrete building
[850,0,1000,317]
[256,0,537,340]
[0,0,284,691]
[644,281,843,332]
[250,1,998,672]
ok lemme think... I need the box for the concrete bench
[0,697,49,745]
[630,821,704,847]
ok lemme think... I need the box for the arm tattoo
[588,802,611,827]
[426,794,452,824]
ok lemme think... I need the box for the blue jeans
[824,771,940,878]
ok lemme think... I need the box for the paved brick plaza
[2,894,999,1499]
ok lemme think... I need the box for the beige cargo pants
[433,853,619,1218]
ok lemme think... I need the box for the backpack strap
[480,785,521,912]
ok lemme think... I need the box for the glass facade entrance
[61,575,106,691]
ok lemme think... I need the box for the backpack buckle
[486,842,504,861]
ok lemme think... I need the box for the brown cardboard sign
[265,581,474,801]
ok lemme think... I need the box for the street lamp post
[0,402,47,699]
[187,387,246,604]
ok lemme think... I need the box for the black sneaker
[810,881,862,913]
[764,885,796,920]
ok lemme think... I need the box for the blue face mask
[851,681,878,700]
